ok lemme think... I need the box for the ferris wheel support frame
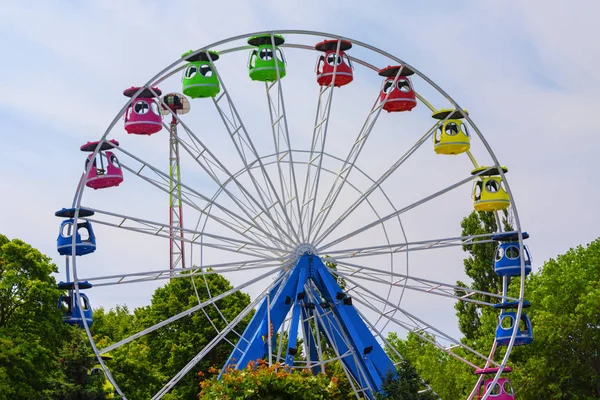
[221,252,396,399]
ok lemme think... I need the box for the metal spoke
[86,208,283,259]
[114,144,283,250]
[332,261,515,306]
[204,51,300,244]
[322,232,509,259]
[151,270,287,399]
[174,135,288,249]
[342,275,499,367]
[264,33,304,242]
[300,39,345,243]
[313,117,446,246]
[81,258,284,287]
[319,167,494,252]
[308,66,408,243]
[150,92,292,250]
[99,264,288,356]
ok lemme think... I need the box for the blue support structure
[223,253,396,398]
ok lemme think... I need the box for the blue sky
[1,0,599,356]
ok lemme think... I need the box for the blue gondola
[58,281,93,290]
[495,311,533,346]
[56,208,96,256]
[59,292,93,327]
[493,232,531,277]
[494,300,530,309]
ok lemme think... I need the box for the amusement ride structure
[55,31,532,399]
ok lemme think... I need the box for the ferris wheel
[55,30,533,400]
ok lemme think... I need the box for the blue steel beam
[285,260,310,365]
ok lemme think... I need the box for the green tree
[51,327,109,399]
[0,234,67,399]
[508,238,600,399]
[92,306,162,399]
[385,332,473,399]
[374,359,437,400]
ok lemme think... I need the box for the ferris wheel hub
[294,243,318,258]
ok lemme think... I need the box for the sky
[1,0,599,381]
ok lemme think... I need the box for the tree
[385,332,473,399]
[92,306,162,399]
[0,234,67,398]
[51,327,110,400]
[507,238,600,399]
[199,360,343,399]
[375,359,438,400]
[455,210,510,340]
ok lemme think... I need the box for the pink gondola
[378,65,417,112]
[123,87,163,135]
[475,367,514,400]
[477,378,515,399]
[315,39,354,87]
[81,140,123,190]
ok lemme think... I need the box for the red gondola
[315,39,354,87]
[378,65,417,112]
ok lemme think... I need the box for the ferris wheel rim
[65,29,529,400]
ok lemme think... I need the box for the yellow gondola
[432,109,470,155]
[472,166,510,211]
[88,354,115,398]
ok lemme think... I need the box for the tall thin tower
[161,93,190,274]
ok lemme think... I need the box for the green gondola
[181,50,220,99]
[247,34,286,82]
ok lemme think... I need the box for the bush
[199,359,343,399]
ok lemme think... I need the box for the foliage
[385,332,473,399]
[322,360,358,399]
[199,359,343,399]
[0,234,66,399]
[91,271,252,399]
[51,327,110,399]
[92,306,162,399]
[0,234,114,399]
[374,359,437,400]
[0,234,64,337]
[507,238,600,399]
